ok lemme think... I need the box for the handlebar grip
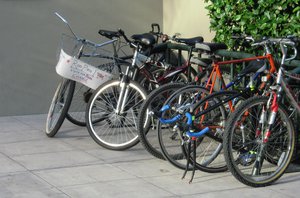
[158,105,191,125]
[159,114,182,124]
[186,127,210,138]
[156,106,210,138]
[157,105,183,124]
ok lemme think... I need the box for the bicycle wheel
[86,79,147,150]
[185,90,245,172]
[45,78,75,137]
[137,83,186,159]
[224,96,295,187]
[157,85,212,170]
[66,82,92,126]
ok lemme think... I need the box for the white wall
[163,0,214,42]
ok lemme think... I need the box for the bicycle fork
[252,92,279,175]
[115,76,130,114]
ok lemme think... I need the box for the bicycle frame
[158,45,279,144]
[206,53,276,94]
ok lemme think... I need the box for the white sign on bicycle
[56,49,113,90]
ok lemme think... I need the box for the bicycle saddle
[98,29,120,39]
[195,42,227,53]
[190,57,212,67]
[131,33,156,46]
[175,36,204,46]
[238,59,266,76]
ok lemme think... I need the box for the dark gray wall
[0,0,163,116]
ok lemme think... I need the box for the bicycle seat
[190,57,212,67]
[175,36,204,46]
[98,29,120,39]
[131,33,156,46]
[238,59,266,76]
[195,42,227,53]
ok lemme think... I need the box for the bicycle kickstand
[182,140,191,180]
[182,137,197,184]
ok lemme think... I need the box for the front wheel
[45,78,75,137]
[86,79,147,150]
[137,83,186,159]
[224,96,295,187]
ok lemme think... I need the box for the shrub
[204,0,300,49]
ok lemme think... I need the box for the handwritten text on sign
[56,49,113,90]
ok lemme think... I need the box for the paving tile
[0,138,75,156]
[34,163,135,187]
[86,143,154,163]
[0,153,26,174]
[268,172,300,198]
[0,129,44,144]
[0,116,34,132]
[1,114,300,197]
[60,178,174,198]
[53,127,100,150]
[0,172,67,198]
[13,114,77,131]
[114,158,182,178]
[12,150,102,170]
[143,171,246,196]
[179,187,289,198]
[13,114,47,131]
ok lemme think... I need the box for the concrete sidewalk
[0,114,300,198]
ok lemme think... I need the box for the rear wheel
[157,85,212,170]
[137,83,186,159]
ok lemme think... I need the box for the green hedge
[204,0,300,49]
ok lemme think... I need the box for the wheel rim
[88,81,146,148]
[228,99,294,185]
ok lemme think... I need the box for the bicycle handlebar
[232,35,255,42]
[157,105,210,138]
[252,37,297,47]
[251,37,298,61]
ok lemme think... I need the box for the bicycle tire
[65,82,91,126]
[183,90,244,172]
[86,79,147,150]
[157,85,212,170]
[45,78,75,137]
[223,96,295,187]
[137,83,186,159]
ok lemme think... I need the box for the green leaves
[205,0,300,49]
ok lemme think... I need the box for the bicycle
[64,24,202,127]
[84,29,204,150]
[223,37,299,187]
[154,38,281,177]
[137,37,275,161]
[46,12,126,137]
[46,13,201,137]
